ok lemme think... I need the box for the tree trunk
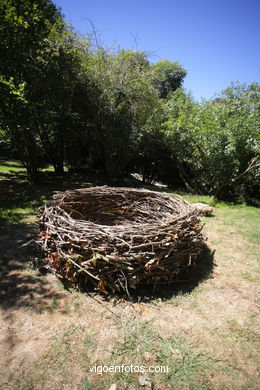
[54,162,64,175]
[176,162,196,193]
[26,167,40,184]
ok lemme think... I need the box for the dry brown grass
[0,182,259,389]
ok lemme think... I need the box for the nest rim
[50,186,193,228]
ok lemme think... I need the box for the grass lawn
[0,160,259,390]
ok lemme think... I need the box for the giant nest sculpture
[37,186,206,295]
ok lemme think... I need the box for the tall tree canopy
[84,48,160,177]
[0,0,66,181]
[151,59,187,99]
[0,0,88,179]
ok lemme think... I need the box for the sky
[54,0,260,101]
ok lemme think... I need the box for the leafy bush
[163,83,260,202]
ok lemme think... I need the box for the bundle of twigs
[37,186,205,294]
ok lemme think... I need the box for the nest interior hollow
[38,186,206,294]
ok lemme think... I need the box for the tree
[151,59,187,99]
[163,83,260,202]
[204,82,260,200]
[133,103,171,184]
[0,0,66,181]
[0,78,43,182]
[163,88,202,192]
[84,48,160,177]
[30,28,91,174]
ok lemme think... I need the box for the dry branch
[37,186,206,294]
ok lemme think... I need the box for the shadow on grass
[0,217,67,311]
[0,171,93,211]
[136,244,216,301]
[0,170,96,311]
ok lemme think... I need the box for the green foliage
[163,83,260,201]
[0,76,27,102]
[0,0,90,178]
[151,59,187,99]
[85,48,160,177]
[0,0,258,204]
[31,28,90,174]
[0,0,63,81]
[133,103,174,184]
[0,0,65,181]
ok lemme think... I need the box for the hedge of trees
[0,0,259,203]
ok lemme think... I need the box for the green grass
[0,160,92,233]
[177,193,219,207]
[0,159,56,174]
[0,159,26,173]
[106,320,211,390]
[48,318,212,390]
[211,204,260,245]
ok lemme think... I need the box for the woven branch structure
[37,186,206,294]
